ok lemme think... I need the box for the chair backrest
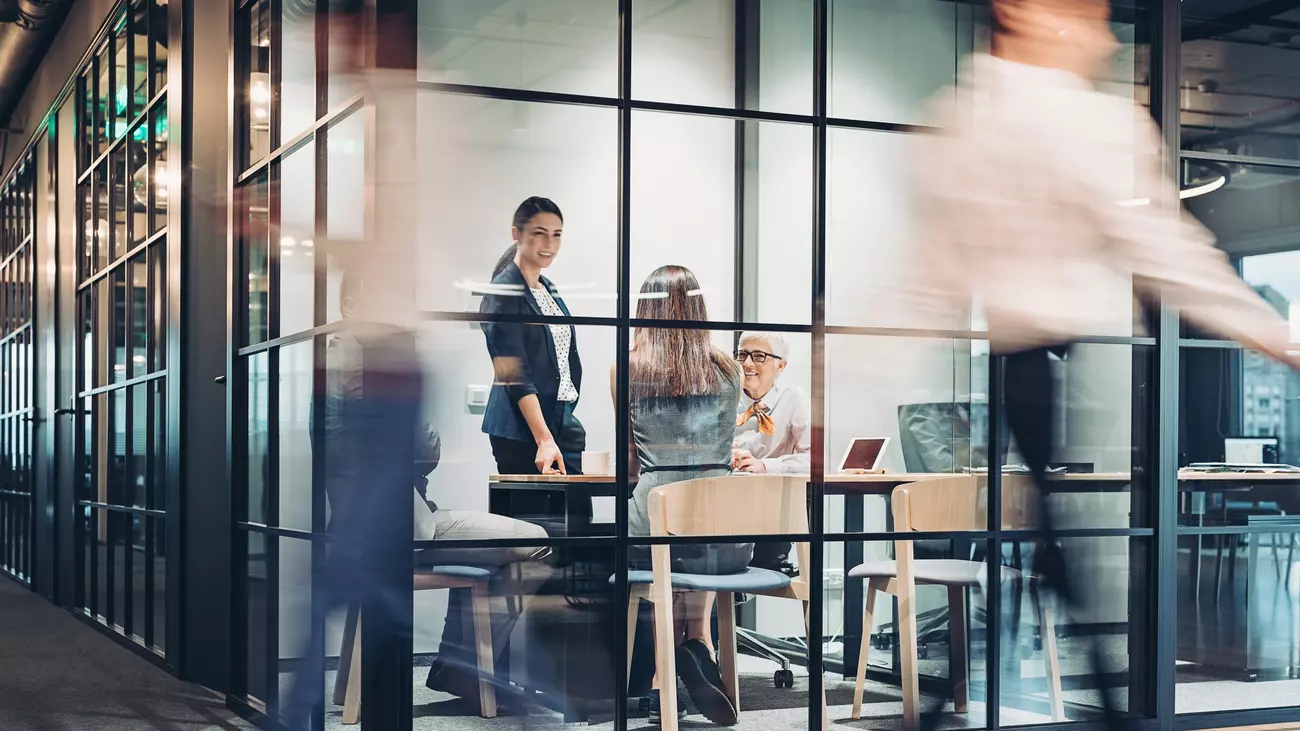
[647,475,809,538]
[891,474,1042,532]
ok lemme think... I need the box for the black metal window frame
[221,1,1300,731]
[66,0,176,663]
[0,151,37,587]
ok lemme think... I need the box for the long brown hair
[630,265,741,398]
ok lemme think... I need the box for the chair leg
[897,549,921,731]
[716,591,740,714]
[626,593,640,695]
[948,585,969,714]
[803,601,829,731]
[341,613,363,725]
[470,581,497,718]
[852,580,882,720]
[333,602,359,706]
[1039,600,1065,722]
[651,580,680,731]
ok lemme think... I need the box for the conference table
[487,470,1300,681]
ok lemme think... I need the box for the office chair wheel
[774,669,795,688]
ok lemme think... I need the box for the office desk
[488,471,1300,681]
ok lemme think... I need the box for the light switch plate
[466,385,490,408]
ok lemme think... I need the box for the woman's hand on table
[535,440,566,475]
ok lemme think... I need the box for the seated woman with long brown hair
[611,264,749,726]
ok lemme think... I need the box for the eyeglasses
[735,350,782,365]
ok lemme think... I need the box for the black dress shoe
[676,639,737,725]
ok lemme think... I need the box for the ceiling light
[1179,175,1226,199]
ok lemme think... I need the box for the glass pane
[151,378,166,511]
[112,388,127,507]
[1000,536,1152,724]
[150,0,167,94]
[129,122,148,245]
[280,143,315,337]
[1176,530,1300,712]
[417,0,618,98]
[411,95,617,318]
[1026,343,1154,531]
[150,246,166,372]
[281,0,316,141]
[832,539,992,728]
[78,183,92,280]
[150,109,169,235]
[111,269,127,384]
[246,531,269,703]
[247,0,272,164]
[131,0,149,114]
[829,0,975,125]
[131,385,147,509]
[1181,1,1300,160]
[97,44,111,155]
[248,352,270,524]
[631,0,813,115]
[112,146,128,260]
[129,255,148,378]
[246,175,271,345]
[94,167,110,272]
[277,536,312,719]
[279,341,313,532]
[113,17,130,140]
[1181,161,1300,341]
[325,111,364,325]
[81,71,95,170]
[151,516,166,650]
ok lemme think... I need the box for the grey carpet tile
[0,578,254,731]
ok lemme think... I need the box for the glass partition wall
[216,1,1300,730]
[0,153,36,584]
[71,0,173,658]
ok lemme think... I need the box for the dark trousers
[489,401,586,475]
[920,345,1123,731]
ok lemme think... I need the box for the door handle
[53,408,74,416]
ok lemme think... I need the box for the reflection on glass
[131,0,149,112]
[150,0,167,94]
[248,352,270,524]
[280,144,315,337]
[829,0,973,125]
[130,123,148,245]
[150,247,166,372]
[413,94,616,318]
[246,175,270,344]
[129,256,147,379]
[151,379,166,511]
[94,167,110,272]
[111,269,127,384]
[277,536,312,718]
[1182,2,1300,160]
[97,44,111,154]
[1000,536,1151,724]
[114,17,129,139]
[281,0,316,141]
[631,0,812,114]
[131,385,147,508]
[417,0,618,98]
[81,70,95,170]
[150,109,169,235]
[151,516,166,650]
[630,112,736,322]
[325,112,365,325]
[1176,531,1300,712]
[278,341,313,532]
[246,531,269,702]
[247,0,271,164]
[112,147,128,260]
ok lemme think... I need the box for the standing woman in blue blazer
[481,197,586,474]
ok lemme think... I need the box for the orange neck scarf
[737,400,776,436]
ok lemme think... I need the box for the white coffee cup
[581,450,612,476]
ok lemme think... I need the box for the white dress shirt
[912,54,1287,354]
[734,384,812,474]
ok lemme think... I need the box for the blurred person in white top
[908,1,1299,729]
[914,0,1296,361]
[731,332,811,474]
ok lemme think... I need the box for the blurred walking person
[910,0,1299,728]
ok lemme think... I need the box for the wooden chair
[849,475,1065,729]
[622,475,829,731]
[333,565,497,724]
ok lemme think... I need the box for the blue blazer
[480,261,583,444]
